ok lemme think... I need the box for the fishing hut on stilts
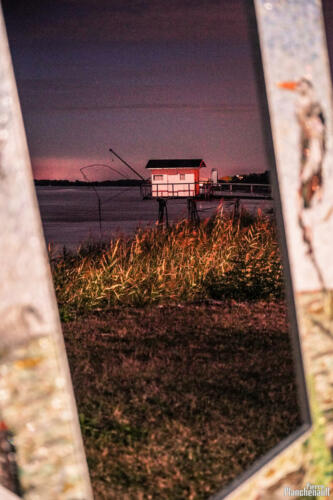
[108,148,272,226]
[142,159,206,225]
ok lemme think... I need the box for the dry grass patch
[63,301,301,499]
[51,214,283,320]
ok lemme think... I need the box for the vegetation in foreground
[64,301,300,500]
[51,213,284,321]
[52,214,300,498]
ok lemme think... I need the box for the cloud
[3,0,249,44]
[21,101,256,114]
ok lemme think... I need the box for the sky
[2,0,333,181]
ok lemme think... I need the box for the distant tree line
[34,179,143,187]
[223,171,270,184]
[34,171,270,187]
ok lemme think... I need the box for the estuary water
[35,186,274,250]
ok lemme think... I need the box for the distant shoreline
[34,179,143,187]
[34,171,270,187]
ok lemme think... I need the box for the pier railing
[141,182,199,199]
[211,183,271,195]
[141,181,272,200]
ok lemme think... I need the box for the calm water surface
[36,186,274,250]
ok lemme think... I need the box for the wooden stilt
[157,198,168,226]
[233,198,240,218]
[187,199,200,224]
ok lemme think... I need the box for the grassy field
[52,214,301,499]
[64,301,300,499]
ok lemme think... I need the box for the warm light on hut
[145,159,206,198]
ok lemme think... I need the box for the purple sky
[2,1,333,181]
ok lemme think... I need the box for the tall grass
[50,213,284,320]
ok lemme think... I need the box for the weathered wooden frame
[216,1,333,498]
[0,6,93,500]
[1,1,333,499]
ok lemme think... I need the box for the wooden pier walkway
[140,182,272,201]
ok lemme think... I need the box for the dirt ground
[63,300,302,499]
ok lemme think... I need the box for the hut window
[153,174,163,181]
[179,174,185,180]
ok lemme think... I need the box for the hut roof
[145,159,206,169]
